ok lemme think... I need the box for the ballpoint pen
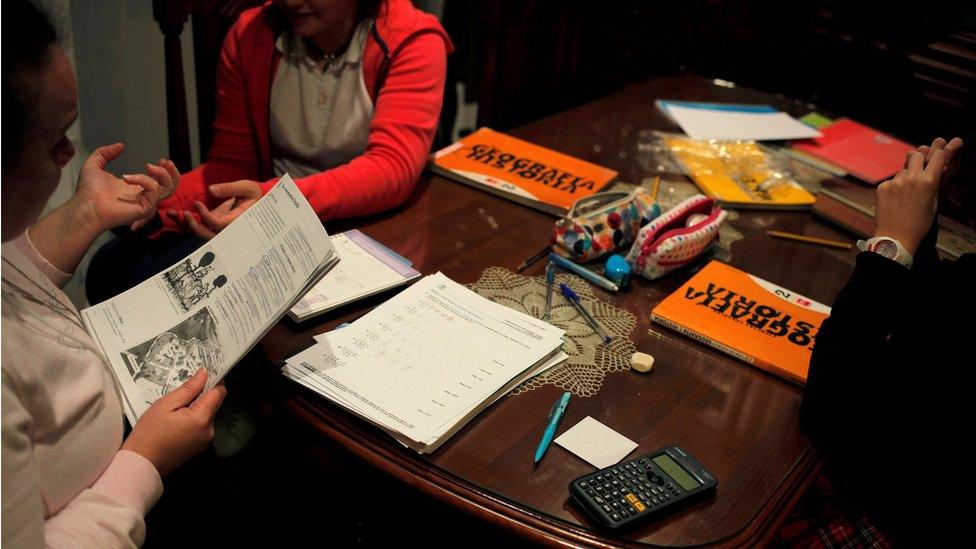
[534,391,571,464]
[517,245,552,272]
[548,253,619,292]
[544,262,556,320]
[560,283,612,344]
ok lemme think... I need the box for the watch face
[872,239,898,258]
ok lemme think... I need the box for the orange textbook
[651,261,831,384]
[429,128,618,215]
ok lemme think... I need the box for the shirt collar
[274,20,372,68]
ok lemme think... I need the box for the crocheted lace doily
[466,267,637,397]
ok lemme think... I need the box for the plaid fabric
[775,470,891,549]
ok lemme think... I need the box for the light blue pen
[548,253,619,292]
[534,391,572,464]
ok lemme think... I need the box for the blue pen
[544,262,556,320]
[534,391,571,464]
[560,283,612,344]
[548,253,619,292]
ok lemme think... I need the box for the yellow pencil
[766,230,852,250]
[650,176,661,201]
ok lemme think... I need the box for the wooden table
[261,76,862,547]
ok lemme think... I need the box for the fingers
[924,148,947,178]
[905,151,924,175]
[210,180,261,199]
[85,143,125,170]
[162,368,208,408]
[184,210,218,240]
[945,137,963,155]
[129,215,154,232]
[145,163,173,189]
[194,201,228,231]
[921,137,962,174]
[944,137,963,169]
[189,383,227,419]
[122,173,159,194]
[213,197,235,215]
[160,158,181,181]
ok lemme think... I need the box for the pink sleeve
[14,231,72,289]
[156,17,260,235]
[258,31,449,220]
[2,377,163,548]
[42,451,163,548]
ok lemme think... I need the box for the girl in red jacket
[87,0,450,303]
[159,0,452,238]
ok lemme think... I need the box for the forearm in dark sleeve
[800,252,911,449]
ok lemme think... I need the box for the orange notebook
[429,128,618,215]
[651,261,831,384]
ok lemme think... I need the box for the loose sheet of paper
[555,416,638,469]
[666,104,822,141]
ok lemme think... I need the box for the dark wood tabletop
[260,75,864,547]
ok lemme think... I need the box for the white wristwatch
[856,236,913,269]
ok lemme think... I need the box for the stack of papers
[657,100,822,141]
[283,272,567,453]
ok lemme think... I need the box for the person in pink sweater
[162,0,452,236]
[85,0,452,304]
[1,2,226,546]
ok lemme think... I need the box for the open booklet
[81,175,339,424]
[282,272,567,453]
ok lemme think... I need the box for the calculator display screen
[653,455,701,491]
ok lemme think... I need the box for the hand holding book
[121,368,226,477]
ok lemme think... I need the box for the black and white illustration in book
[162,251,228,312]
[120,308,223,396]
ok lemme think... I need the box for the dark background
[441,0,976,222]
[172,0,976,222]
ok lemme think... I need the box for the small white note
[554,416,638,469]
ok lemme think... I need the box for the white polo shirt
[269,20,375,179]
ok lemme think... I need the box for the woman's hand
[130,158,181,231]
[916,137,964,177]
[68,143,161,233]
[121,368,227,478]
[167,179,262,240]
[874,137,962,255]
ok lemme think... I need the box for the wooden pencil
[766,230,852,250]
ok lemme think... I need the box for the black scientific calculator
[568,445,717,529]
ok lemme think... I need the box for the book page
[284,272,565,446]
[82,175,336,422]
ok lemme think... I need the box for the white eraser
[631,352,655,373]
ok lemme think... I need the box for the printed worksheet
[284,272,565,450]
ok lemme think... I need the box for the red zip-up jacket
[156,0,452,235]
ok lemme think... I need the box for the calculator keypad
[573,456,685,525]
